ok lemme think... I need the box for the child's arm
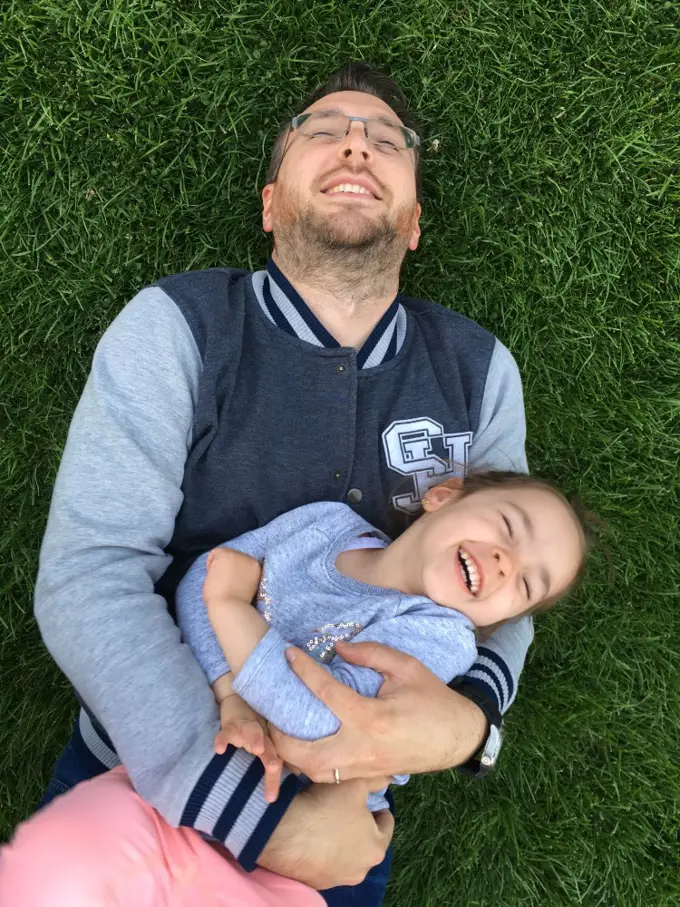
[199,549,283,802]
[203,548,271,674]
[174,520,276,688]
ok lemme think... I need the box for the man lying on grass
[32,60,533,903]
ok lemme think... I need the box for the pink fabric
[0,767,324,907]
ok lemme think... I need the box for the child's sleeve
[175,528,269,686]
[231,603,478,741]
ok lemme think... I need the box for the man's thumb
[373,809,395,847]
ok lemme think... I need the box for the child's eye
[523,577,531,600]
[502,514,513,539]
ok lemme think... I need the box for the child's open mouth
[458,546,481,596]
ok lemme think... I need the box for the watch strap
[451,680,503,778]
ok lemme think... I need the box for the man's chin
[321,231,380,249]
[310,217,387,249]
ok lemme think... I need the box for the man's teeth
[458,547,480,594]
[327,183,373,196]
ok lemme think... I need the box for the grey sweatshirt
[34,275,534,866]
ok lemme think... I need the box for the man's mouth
[457,546,481,596]
[321,178,380,199]
[322,185,378,199]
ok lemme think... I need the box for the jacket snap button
[347,488,363,504]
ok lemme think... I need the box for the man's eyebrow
[311,107,344,117]
[311,107,402,128]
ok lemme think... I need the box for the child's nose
[490,546,514,581]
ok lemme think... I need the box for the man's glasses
[289,111,421,154]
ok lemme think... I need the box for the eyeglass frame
[271,111,421,182]
[292,112,421,150]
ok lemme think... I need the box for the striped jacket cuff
[77,709,121,769]
[459,646,516,714]
[180,745,304,870]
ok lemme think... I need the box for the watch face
[480,723,504,768]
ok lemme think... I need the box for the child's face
[416,483,583,626]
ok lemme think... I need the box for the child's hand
[215,694,283,803]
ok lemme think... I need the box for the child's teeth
[460,548,479,594]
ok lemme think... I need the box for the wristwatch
[453,682,504,778]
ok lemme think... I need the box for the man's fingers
[366,775,394,795]
[334,640,419,682]
[260,733,283,802]
[268,726,312,763]
[269,726,367,783]
[262,751,283,803]
[284,647,364,717]
[263,761,283,803]
[268,724,296,752]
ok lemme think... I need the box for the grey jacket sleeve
[470,339,529,474]
[463,338,533,713]
[34,287,302,869]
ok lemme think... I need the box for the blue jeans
[38,718,112,807]
[40,719,394,907]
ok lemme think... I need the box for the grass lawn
[1,1,678,904]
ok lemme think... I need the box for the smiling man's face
[262,91,422,267]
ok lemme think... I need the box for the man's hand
[269,641,487,784]
[257,777,394,889]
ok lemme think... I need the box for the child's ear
[422,477,464,511]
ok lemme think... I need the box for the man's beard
[270,182,416,300]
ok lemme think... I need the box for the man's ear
[262,183,274,233]
[422,477,464,512]
[407,203,422,251]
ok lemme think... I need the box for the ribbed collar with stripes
[250,258,407,369]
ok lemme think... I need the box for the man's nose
[339,122,373,158]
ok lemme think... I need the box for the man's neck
[271,250,400,350]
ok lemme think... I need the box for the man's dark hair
[264,61,424,204]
